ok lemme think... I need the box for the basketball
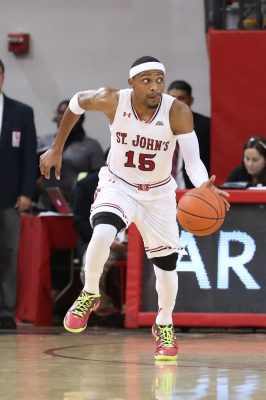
[177,187,226,236]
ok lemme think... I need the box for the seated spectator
[72,167,127,319]
[226,135,266,186]
[36,100,105,211]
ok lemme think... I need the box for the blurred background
[0,0,210,152]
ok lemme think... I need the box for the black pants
[0,208,20,318]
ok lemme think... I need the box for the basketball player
[40,56,229,361]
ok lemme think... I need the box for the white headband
[129,62,165,78]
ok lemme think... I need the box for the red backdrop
[209,30,266,184]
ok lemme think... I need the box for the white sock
[83,224,117,294]
[153,265,178,326]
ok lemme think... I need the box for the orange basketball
[177,187,226,236]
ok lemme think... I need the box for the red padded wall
[209,30,266,184]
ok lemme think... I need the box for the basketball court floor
[1,326,266,399]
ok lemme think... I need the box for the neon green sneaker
[64,291,100,333]
[152,323,178,361]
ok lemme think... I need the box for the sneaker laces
[72,292,98,317]
[156,325,176,348]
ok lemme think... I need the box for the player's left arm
[169,100,209,187]
[170,101,230,210]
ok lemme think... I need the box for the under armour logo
[123,112,131,118]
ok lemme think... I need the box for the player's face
[168,88,193,107]
[244,148,266,176]
[130,71,165,109]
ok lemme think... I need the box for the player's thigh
[90,186,135,228]
[135,194,180,257]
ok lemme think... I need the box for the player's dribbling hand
[39,148,62,180]
[200,175,230,211]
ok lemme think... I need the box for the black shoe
[0,317,17,330]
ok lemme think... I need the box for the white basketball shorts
[90,167,186,259]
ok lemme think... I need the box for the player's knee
[151,253,179,271]
[91,224,117,248]
[92,211,126,233]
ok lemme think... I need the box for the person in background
[168,80,210,188]
[36,99,105,210]
[0,59,37,329]
[40,55,229,361]
[226,136,266,186]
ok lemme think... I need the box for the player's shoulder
[169,98,193,134]
[95,86,119,100]
[169,97,192,117]
[79,86,119,103]
[93,87,120,113]
[79,87,119,115]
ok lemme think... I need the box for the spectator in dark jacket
[0,59,37,329]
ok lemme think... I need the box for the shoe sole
[63,319,87,333]
[155,354,178,361]
[63,300,100,333]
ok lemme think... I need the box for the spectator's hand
[200,175,230,211]
[15,196,32,212]
[39,148,62,180]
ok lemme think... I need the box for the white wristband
[69,93,85,115]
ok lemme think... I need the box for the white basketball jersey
[108,88,176,185]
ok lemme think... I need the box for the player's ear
[128,78,134,88]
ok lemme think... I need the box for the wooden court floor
[1,326,266,400]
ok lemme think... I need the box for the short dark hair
[131,56,160,68]
[54,99,85,124]
[56,99,70,113]
[0,59,5,74]
[167,80,192,96]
